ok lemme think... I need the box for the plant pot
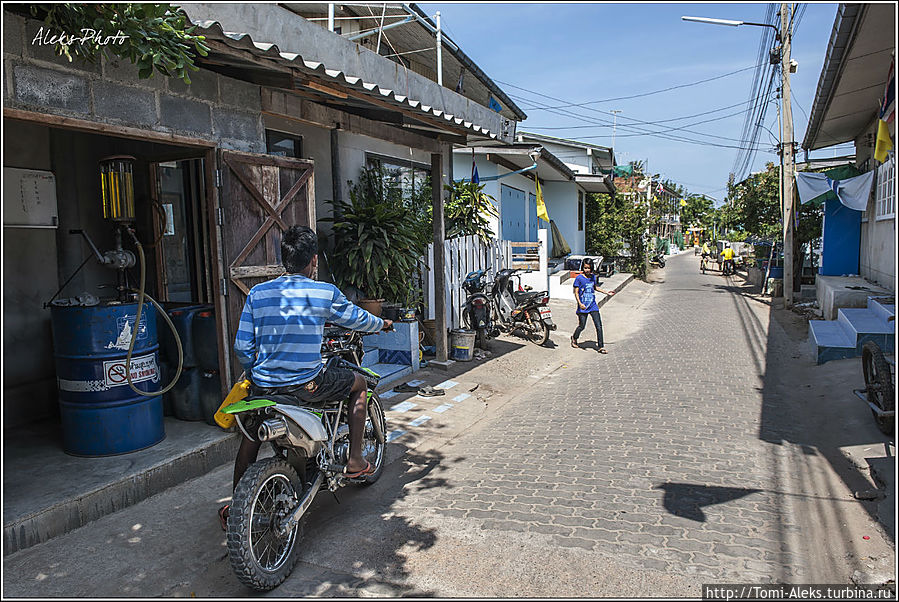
[399,307,417,322]
[358,298,385,316]
[381,303,401,321]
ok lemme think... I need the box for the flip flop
[598,348,608,354]
[342,460,374,479]
[218,504,230,531]
[417,386,445,397]
[392,383,419,393]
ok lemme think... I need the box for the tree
[681,195,714,230]
[725,162,781,239]
[24,4,209,83]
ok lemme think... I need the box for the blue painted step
[809,320,857,364]
[837,307,894,351]
[370,363,412,388]
[868,297,895,323]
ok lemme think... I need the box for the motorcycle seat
[512,290,543,302]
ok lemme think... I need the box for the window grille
[875,155,895,220]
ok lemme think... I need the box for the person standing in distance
[571,257,615,353]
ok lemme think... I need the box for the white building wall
[535,141,591,174]
[854,122,895,293]
[542,180,583,255]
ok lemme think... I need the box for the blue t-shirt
[573,273,599,313]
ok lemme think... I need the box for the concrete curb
[4,433,240,556]
[597,273,635,309]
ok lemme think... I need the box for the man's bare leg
[345,373,371,474]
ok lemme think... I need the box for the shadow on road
[655,482,762,522]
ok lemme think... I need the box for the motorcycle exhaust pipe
[258,417,289,441]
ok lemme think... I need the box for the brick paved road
[395,252,808,584]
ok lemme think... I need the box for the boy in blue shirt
[571,258,615,353]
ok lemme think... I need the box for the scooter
[461,268,494,350]
[650,252,666,268]
[490,268,556,346]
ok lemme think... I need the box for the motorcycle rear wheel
[862,341,894,435]
[476,327,488,350]
[526,309,550,346]
[227,457,305,591]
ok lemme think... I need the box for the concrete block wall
[371,322,420,371]
[3,11,265,152]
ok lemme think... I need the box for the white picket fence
[421,235,512,330]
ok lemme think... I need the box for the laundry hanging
[794,170,875,211]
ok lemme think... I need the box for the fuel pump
[46,156,186,456]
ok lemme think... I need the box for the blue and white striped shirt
[234,274,384,387]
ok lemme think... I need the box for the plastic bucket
[450,329,476,362]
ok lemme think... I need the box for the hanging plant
[443,179,498,243]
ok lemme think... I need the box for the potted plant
[444,179,498,243]
[323,166,427,316]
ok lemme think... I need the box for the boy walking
[571,258,615,353]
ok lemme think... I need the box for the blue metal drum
[50,302,165,456]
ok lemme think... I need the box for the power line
[495,63,762,109]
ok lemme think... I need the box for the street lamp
[682,7,796,307]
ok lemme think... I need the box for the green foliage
[443,179,498,243]
[681,195,715,229]
[322,166,427,305]
[725,162,782,240]
[27,4,209,83]
[584,192,648,279]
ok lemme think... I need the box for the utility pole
[611,109,622,150]
[781,3,796,308]
[435,11,443,87]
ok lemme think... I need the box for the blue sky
[418,2,850,205]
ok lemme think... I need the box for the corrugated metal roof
[192,19,500,140]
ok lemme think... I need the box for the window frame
[265,129,303,159]
[578,190,584,231]
[875,155,895,221]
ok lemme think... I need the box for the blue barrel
[192,309,219,371]
[50,302,165,456]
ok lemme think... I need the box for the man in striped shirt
[220,226,392,529]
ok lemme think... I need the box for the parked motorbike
[221,326,388,591]
[461,268,493,349]
[649,252,666,268]
[463,268,556,346]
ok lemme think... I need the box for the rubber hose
[125,236,184,396]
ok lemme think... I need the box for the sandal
[218,504,230,531]
[598,348,608,354]
[342,460,375,479]
[570,337,579,349]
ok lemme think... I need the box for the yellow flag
[679,199,688,206]
[874,119,893,163]
[536,178,549,222]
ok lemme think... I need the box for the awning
[574,174,616,195]
[189,18,504,141]
[802,4,895,150]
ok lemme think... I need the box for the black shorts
[249,365,356,408]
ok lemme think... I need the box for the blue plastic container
[198,369,222,426]
[192,309,219,371]
[50,302,164,456]
[170,366,204,421]
[158,304,212,367]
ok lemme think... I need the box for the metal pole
[435,11,443,86]
[611,109,621,150]
[781,3,796,308]
[328,3,334,32]
[432,151,448,363]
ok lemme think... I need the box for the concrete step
[369,363,412,387]
[837,307,895,351]
[868,296,896,324]
[809,319,858,365]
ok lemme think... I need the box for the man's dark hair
[582,257,594,270]
[281,226,318,273]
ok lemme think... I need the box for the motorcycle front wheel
[356,393,387,485]
[526,309,550,346]
[227,457,305,591]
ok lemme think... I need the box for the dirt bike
[221,326,387,591]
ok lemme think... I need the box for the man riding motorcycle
[219,225,393,528]
[720,243,736,275]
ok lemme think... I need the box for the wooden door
[217,149,315,378]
